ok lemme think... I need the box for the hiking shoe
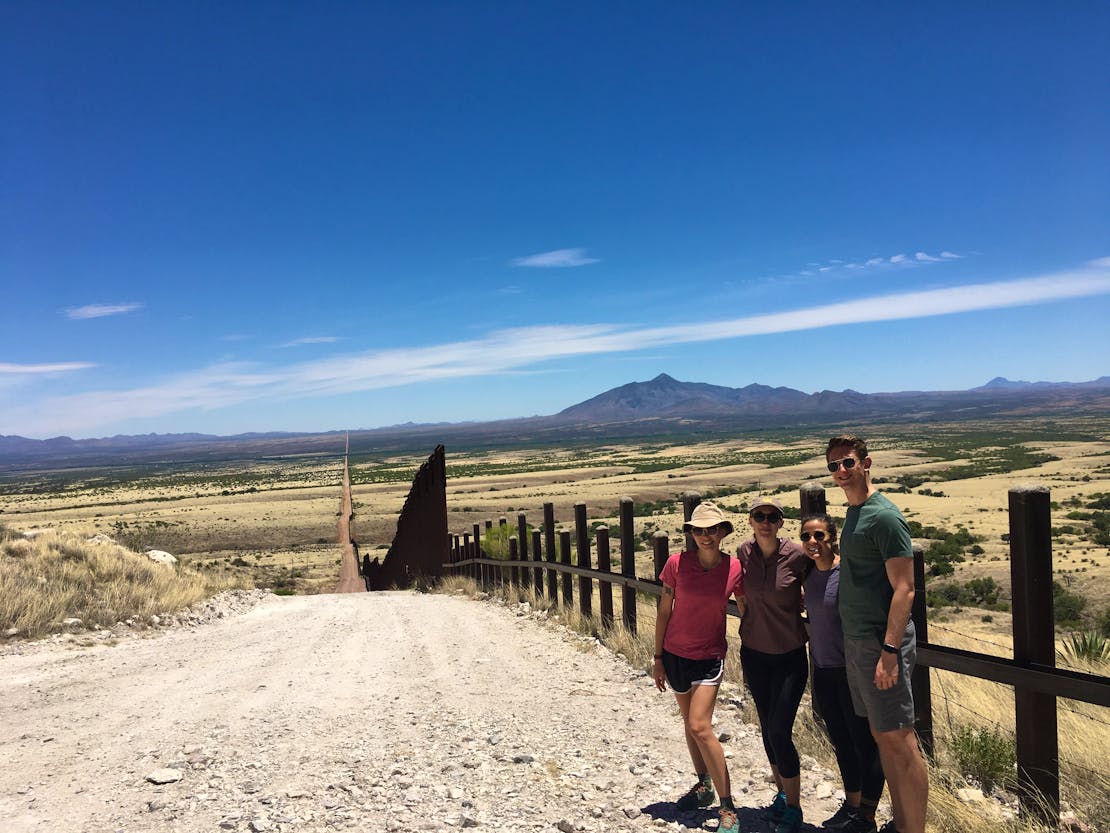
[876,823,901,833]
[717,806,740,833]
[823,801,858,829]
[761,790,788,822]
[675,779,716,811]
[773,805,803,833]
[840,813,878,833]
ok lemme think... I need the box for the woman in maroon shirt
[736,497,810,833]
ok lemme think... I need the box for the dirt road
[0,592,848,833]
[333,453,363,594]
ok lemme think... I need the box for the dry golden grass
[0,527,245,638]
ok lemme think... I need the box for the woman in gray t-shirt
[801,513,885,833]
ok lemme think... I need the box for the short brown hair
[826,434,868,460]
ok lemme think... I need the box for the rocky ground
[1,590,862,833]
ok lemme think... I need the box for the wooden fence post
[559,530,574,607]
[596,526,614,630]
[517,513,530,592]
[509,536,519,590]
[473,523,484,587]
[531,529,543,596]
[544,502,558,601]
[653,531,669,583]
[575,503,593,619]
[682,492,701,553]
[620,497,637,634]
[799,482,826,518]
[463,532,472,581]
[910,544,934,758]
[1009,485,1059,825]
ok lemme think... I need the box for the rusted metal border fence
[446,485,1109,828]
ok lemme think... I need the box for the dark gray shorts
[844,622,916,733]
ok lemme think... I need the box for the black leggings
[812,665,885,802]
[740,645,808,779]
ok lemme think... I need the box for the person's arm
[874,556,915,690]
[653,583,675,691]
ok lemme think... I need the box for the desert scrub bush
[0,529,244,638]
[1057,631,1110,666]
[948,725,1016,793]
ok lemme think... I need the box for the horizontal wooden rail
[917,644,1110,707]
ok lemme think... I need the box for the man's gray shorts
[844,621,916,733]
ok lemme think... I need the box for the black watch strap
[882,642,899,654]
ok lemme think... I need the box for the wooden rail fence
[446,485,1110,828]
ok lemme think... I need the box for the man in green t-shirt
[825,435,927,833]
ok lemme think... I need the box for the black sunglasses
[800,530,829,542]
[689,524,720,535]
[827,456,859,473]
[751,511,782,523]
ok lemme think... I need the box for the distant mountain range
[2,374,1108,470]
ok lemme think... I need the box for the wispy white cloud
[889,254,908,264]
[0,361,95,374]
[915,252,941,262]
[940,251,962,259]
[65,302,143,320]
[511,248,600,268]
[10,259,1110,437]
[496,285,524,295]
[281,336,342,348]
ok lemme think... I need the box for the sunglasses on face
[800,530,829,542]
[827,456,860,473]
[689,524,720,536]
[751,511,782,524]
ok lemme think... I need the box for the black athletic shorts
[661,650,724,693]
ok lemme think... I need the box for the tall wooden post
[619,497,637,634]
[517,513,530,592]
[799,482,827,518]
[559,530,574,607]
[910,544,934,758]
[653,531,669,583]
[596,526,614,630]
[462,532,472,581]
[531,529,543,596]
[682,492,701,553]
[473,523,484,587]
[509,537,519,590]
[544,502,558,601]
[575,503,593,619]
[1009,485,1059,825]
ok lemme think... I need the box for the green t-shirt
[838,491,913,640]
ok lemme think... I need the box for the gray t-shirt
[804,564,844,668]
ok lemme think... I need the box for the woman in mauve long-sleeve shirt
[736,497,809,833]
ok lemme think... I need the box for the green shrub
[949,726,1015,793]
[1053,581,1087,626]
[1057,631,1110,665]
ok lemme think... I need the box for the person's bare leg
[677,684,731,800]
[673,690,709,777]
[873,727,927,833]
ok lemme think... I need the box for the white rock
[145,768,184,784]
[144,549,178,566]
[957,787,985,803]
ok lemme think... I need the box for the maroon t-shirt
[660,550,745,660]
[736,538,808,654]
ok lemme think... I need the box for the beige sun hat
[682,501,734,535]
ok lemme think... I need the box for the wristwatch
[881,642,899,655]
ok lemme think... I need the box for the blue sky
[2,3,1109,440]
